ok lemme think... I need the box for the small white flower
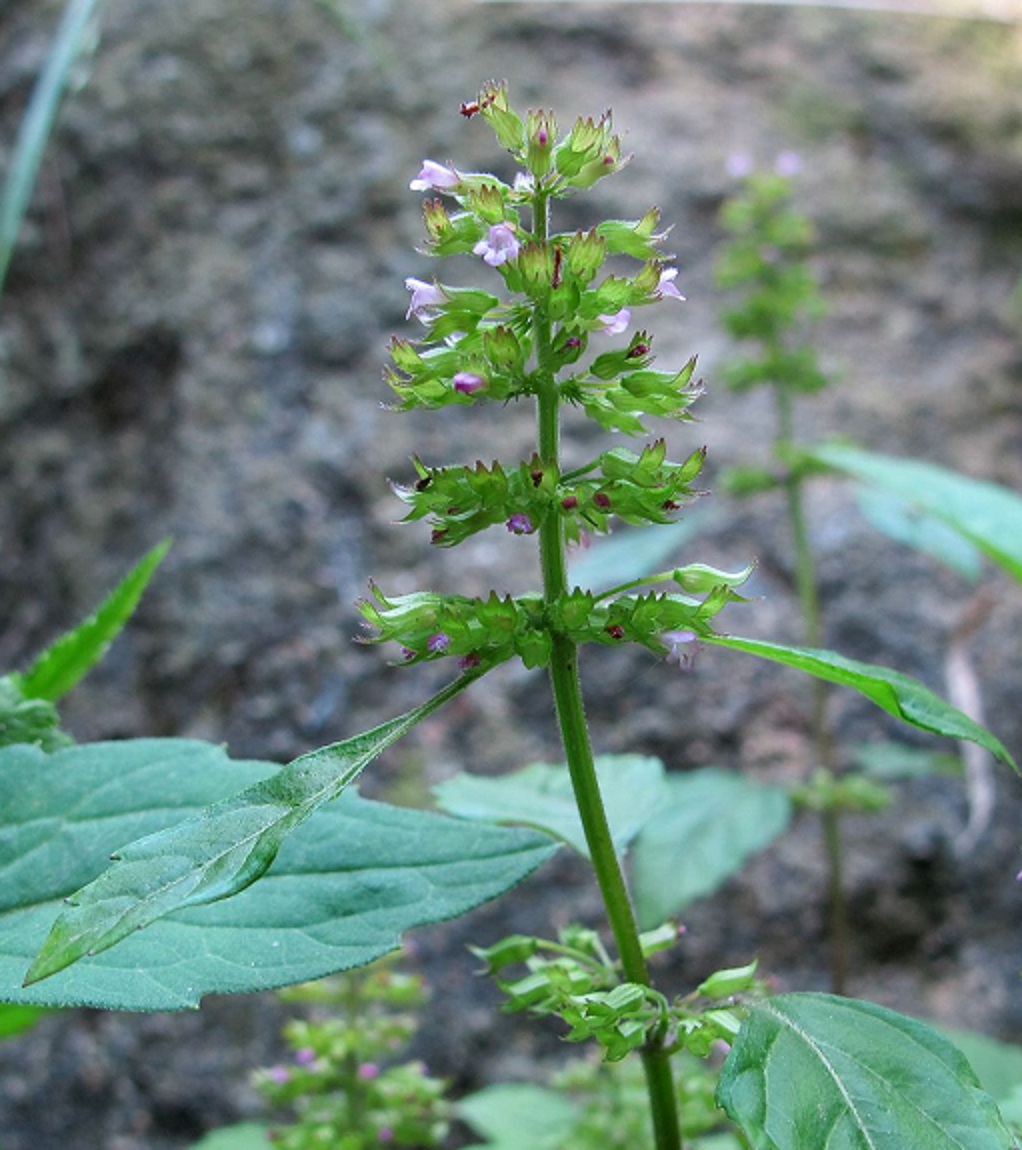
[656,267,685,302]
[404,277,445,323]
[409,160,460,192]
[596,308,631,335]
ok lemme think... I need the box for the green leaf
[1,0,107,294]
[458,1083,579,1150]
[0,738,555,1010]
[938,1029,1022,1106]
[434,754,668,857]
[22,672,483,986]
[806,443,1022,583]
[631,769,792,930]
[17,540,170,703]
[705,635,1018,772]
[0,1003,50,1039]
[188,1124,273,1150]
[0,676,70,751]
[851,740,961,780]
[567,513,712,592]
[717,993,1016,1149]
[854,485,983,582]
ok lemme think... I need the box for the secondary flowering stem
[532,184,683,1150]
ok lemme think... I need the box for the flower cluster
[362,83,740,671]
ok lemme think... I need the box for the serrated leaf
[631,769,791,929]
[706,635,1017,772]
[806,443,1022,583]
[23,672,481,986]
[717,993,1016,1149]
[18,540,171,702]
[434,754,668,857]
[0,738,555,1010]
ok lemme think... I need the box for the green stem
[532,188,682,1150]
[775,384,847,994]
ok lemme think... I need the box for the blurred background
[1,1,1021,1145]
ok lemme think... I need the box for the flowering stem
[532,187,683,1150]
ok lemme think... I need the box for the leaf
[937,1028,1022,1106]
[854,485,983,582]
[705,635,1017,772]
[851,741,961,780]
[23,672,482,986]
[457,1083,579,1150]
[717,993,1016,1149]
[0,739,555,1010]
[0,676,70,751]
[17,539,171,703]
[0,1003,50,1040]
[434,754,668,857]
[0,0,108,293]
[567,513,713,592]
[806,443,1022,583]
[188,1125,274,1150]
[631,769,791,929]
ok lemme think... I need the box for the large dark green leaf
[434,754,668,857]
[718,994,1015,1149]
[16,540,171,703]
[705,636,1017,771]
[0,738,555,1010]
[631,770,791,929]
[806,443,1022,583]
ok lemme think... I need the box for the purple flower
[405,277,445,323]
[268,1066,291,1084]
[663,629,698,670]
[656,268,685,302]
[726,151,754,179]
[597,308,630,335]
[294,1047,316,1066]
[427,632,451,654]
[453,371,487,395]
[409,160,460,192]
[506,513,535,535]
[357,1062,380,1081]
[774,150,802,177]
[379,1129,394,1144]
[473,223,521,267]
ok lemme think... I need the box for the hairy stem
[533,188,683,1150]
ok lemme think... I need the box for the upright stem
[774,384,847,994]
[533,188,682,1150]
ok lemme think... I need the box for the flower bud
[484,325,525,373]
[566,228,607,285]
[526,109,557,177]
[515,241,556,299]
[477,80,525,152]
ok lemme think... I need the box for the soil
[1,0,1021,1146]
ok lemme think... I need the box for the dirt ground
[1,1,1021,1145]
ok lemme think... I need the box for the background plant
[0,84,1018,1150]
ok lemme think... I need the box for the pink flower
[663,629,698,669]
[409,160,460,192]
[726,152,754,179]
[294,1047,316,1066]
[473,223,521,267]
[597,308,630,335]
[506,513,535,535]
[656,268,685,302]
[453,371,487,395]
[357,1062,380,1081]
[268,1066,291,1084]
[405,277,445,323]
[774,150,802,177]
[427,632,451,654]
[379,1129,394,1144]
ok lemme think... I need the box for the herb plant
[1,84,1019,1149]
